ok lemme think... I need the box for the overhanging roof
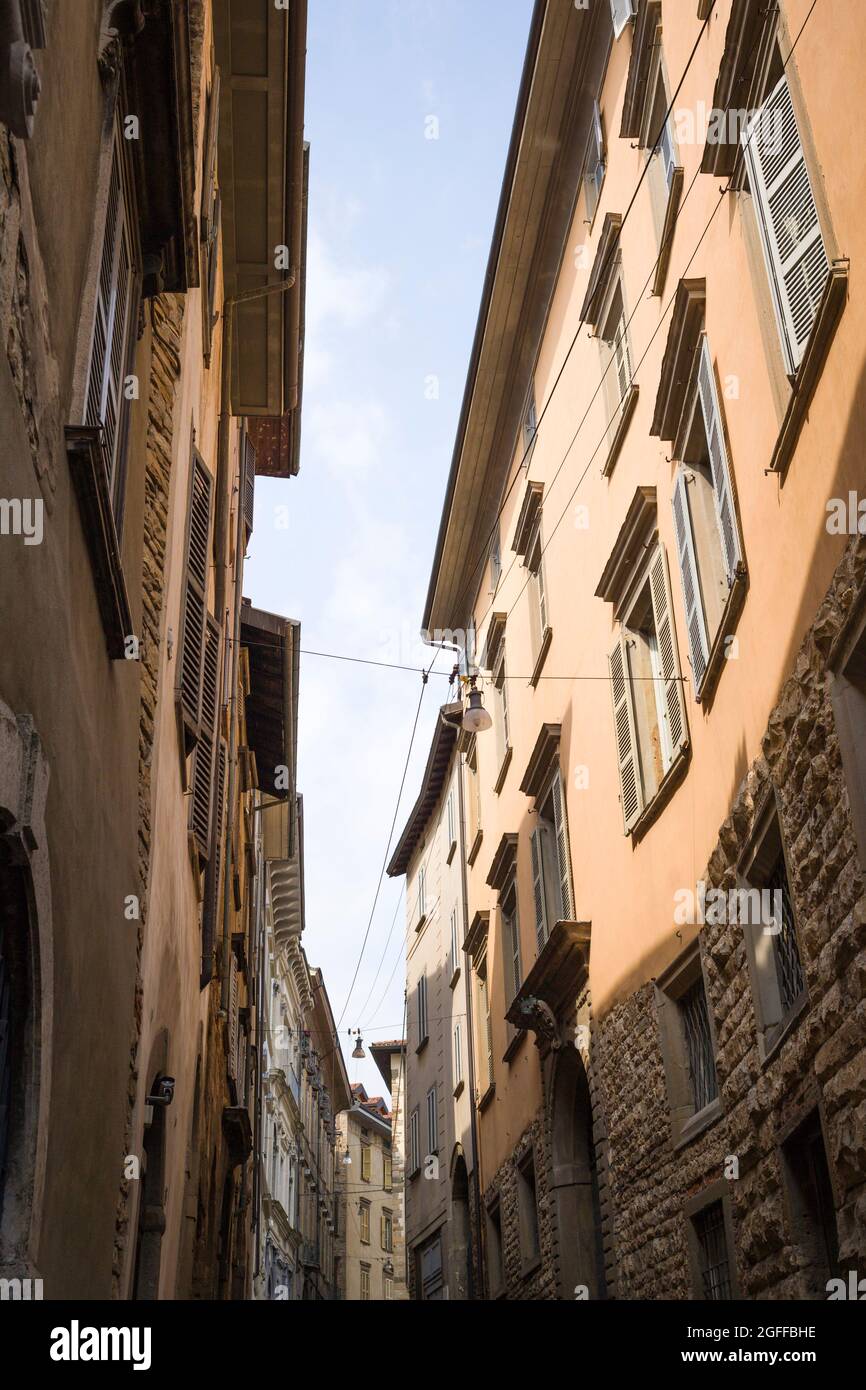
[240,601,299,815]
[386,704,463,878]
[422,0,612,635]
[214,0,307,419]
[369,1040,405,1095]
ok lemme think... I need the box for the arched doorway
[0,845,35,1257]
[450,1149,472,1300]
[132,1070,168,1300]
[549,1045,606,1300]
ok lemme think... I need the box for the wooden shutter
[649,544,688,759]
[672,469,710,694]
[743,74,829,373]
[609,634,642,833]
[190,615,220,861]
[551,770,574,920]
[178,453,213,744]
[200,68,221,364]
[380,1214,387,1249]
[228,953,239,1081]
[530,827,549,951]
[610,0,635,39]
[696,335,742,584]
[243,431,256,540]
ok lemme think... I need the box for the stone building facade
[415,0,866,1301]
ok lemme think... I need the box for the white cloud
[306,398,389,478]
[306,229,389,333]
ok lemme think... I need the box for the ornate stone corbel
[511,995,563,1051]
[0,0,45,138]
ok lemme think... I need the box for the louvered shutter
[609,634,642,833]
[696,335,741,584]
[201,68,221,241]
[178,453,213,742]
[593,100,604,165]
[190,615,220,860]
[649,545,688,760]
[380,1214,386,1249]
[610,0,635,39]
[243,432,256,540]
[86,126,137,504]
[742,74,829,374]
[530,827,549,951]
[672,470,710,694]
[550,770,574,921]
[228,952,239,1081]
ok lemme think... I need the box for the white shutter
[610,0,635,40]
[649,545,688,762]
[530,827,549,951]
[593,100,604,163]
[742,74,829,373]
[672,469,710,694]
[609,634,642,833]
[551,770,574,920]
[696,335,742,585]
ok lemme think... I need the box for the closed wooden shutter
[743,74,829,373]
[610,0,635,39]
[228,952,239,1081]
[380,1214,387,1249]
[530,827,549,951]
[649,544,688,759]
[190,616,220,861]
[609,634,642,833]
[672,469,710,694]
[200,68,221,364]
[551,770,573,920]
[178,453,213,744]
[696,335,742,584]
[86,122,138,513]
[243,432,256,540]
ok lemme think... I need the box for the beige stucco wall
[463,0,866,1192]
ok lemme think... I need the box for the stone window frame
[408,1107,421,1181]
[828,591,866,879]
[654,938,722,1150]
[0,700,53,1281]
[516,1146,542,1279]
[777,1103,842,1297]
[737,784,809,1065]
[484,1195,505,1299]
[683,1179,741,1300]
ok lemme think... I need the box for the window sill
[449,966,461,990]
[502,1027,527,1065]
[65,426,132,660]
[415,1035,429,1057]
[467,828,483,866]
[652,166,684,298]
[769,260,849,479]
[694,567,748,708]
[446,838,457,865]
[453,1079,465,1100]
[528,627,553,688]
[629,742,690,844]
[760,991,809,1069]
[415,912,427,935]
[601,383,639,478]
[520,1252,542,1281]
[477,1082,496,1113]
[674,1095,723,1152]
[493,746,513,795]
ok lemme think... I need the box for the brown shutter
[200,68,221,364]
[178,452,213,748]
[190,615,220,862]
[243,432,256,541]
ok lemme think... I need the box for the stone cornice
[594,486,658,612]
[519,724,562,800]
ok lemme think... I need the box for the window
[383,1274,394,1300]
[85,114,140,528]
[383,1152,393,1191]
[781,1111,840,1296]
[360,1133,371,1182]
[416,974,428,1049]
[742,73,830,375]
[446,790,456,856]
[522,390,537,468]
[656,944,720,1147]
[360,1262,371,1300]
[598,275,634,443]
[584,100,606,222]
[465,739,482,860]
[177,451,215,752]
[486,1201,504,1297]
[501,875,522,1007]
[200,67,222,366]
[476,959,494,1094]
[738,799,806,1060]
[453,1020,463,1092]
[426,1085,438,1156]
[671,335,743,696]
[409,1108,420,1176]
[490,525,502,593]
[517,1150,540,1269]
[359,1199,371,1244]
[529,769,573,951]
[648,67,677,196]
[381,1208,393,1253]
[526,522,551,680]
[693,1201,733,1300]
[418,1234,444,1300]
[417,864,427,925]
[609,544,687,833]
[449,907,460,979]
[492,645,510,780]
[609,0,635,39]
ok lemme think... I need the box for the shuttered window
[228,953,239,1081]
[417,973,428,1044]
[610,0,635,39]
[649,544,687,758]
[360,1140,371,1182]
[243,430,256,542]
[502,881,522,1005]
[585,100,606,221]
[409,1109,420,1173]
[449,907,459,977]
[426,1085,438,1155]
[178,452,214,748]
[530,826,549,951]
[85,117,139,525]
[550,770,573,921]
[200,68,221,365]
[453,1021,463,1088]
[190,615,221,862]
[696,335,741,585]
[743,74,830,374]
[672,469,709,694]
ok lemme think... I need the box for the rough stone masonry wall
[595,534,866,1299]
[111,293,185,1296]
[485,1115,558,1301]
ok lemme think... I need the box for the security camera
[147,1075,176,1106]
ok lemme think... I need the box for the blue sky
[244,0,533,1096]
